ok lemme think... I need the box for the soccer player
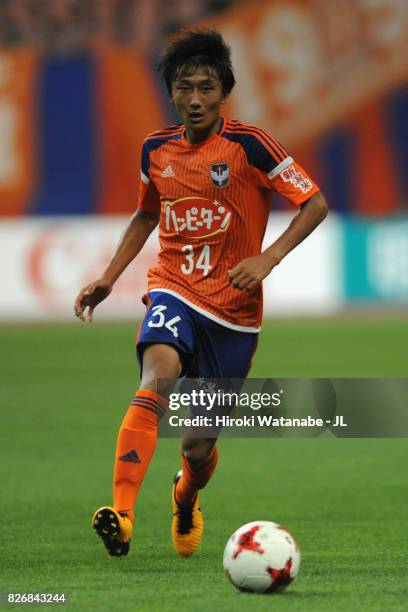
[74,29,328,558]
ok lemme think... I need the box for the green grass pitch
[1,317,407,611]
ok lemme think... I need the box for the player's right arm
[75,136,163,322]
[74,208,159,322]
[74,139,161,323]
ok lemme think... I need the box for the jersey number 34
[147,305,181,338]
[181,244,211,276]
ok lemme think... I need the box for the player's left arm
[228,190,328,291]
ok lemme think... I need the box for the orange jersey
[137,118,319,331]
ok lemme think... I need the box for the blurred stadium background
[0,0,407,321]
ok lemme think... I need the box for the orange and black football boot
[171,471,203,557]
[92,506,133,557]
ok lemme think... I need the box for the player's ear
[220,91,230,105]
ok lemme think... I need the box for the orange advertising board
[205,0,408,147]
[96,48,165,215]
[0,49,37,216]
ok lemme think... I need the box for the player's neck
[184,117,222,144]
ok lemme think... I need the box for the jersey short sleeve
[268,159,320,206]
[225,122,319,207]
[137,179,160,213]
[136,140,161,213]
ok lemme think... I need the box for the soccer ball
[223,520,300,594]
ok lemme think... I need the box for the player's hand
[228,254,279,291]
[74,279,113,322]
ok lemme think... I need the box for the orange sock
[113,390,166,523]
[176,446,218,506]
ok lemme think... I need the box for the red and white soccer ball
[223,520,300,594]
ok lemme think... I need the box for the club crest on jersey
[210,162,230,188]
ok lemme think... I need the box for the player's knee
[140,373,175,397]
[140,344,182,396]
[182,439,213,464]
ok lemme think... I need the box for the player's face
[171,68,225,140]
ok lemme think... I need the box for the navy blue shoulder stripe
[146,124,183,139]
[221,131,288,175]
[226,126,286,161]
[145,132,182,148]
[141,131,182,179]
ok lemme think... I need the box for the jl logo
[210,162,230,187]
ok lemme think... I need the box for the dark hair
[158,28,235,97]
